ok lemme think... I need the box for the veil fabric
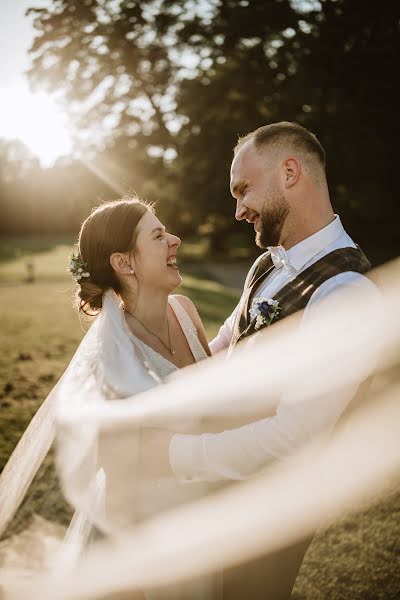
[0,262,399,599]
[0,290,158,541]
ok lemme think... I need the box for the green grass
[0,237,399,598]
[293,485,400,600]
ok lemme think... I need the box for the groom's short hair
[234,121,326,182]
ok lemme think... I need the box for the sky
[0,0,73,167]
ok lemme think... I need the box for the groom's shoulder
[307,269,381,315]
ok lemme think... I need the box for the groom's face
[230,141,289,248]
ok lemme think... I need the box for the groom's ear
[110,252,133,275]
[282,157,301,189]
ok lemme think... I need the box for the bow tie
[268,245,293,271]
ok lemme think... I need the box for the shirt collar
[268,215,345,274]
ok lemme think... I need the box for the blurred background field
[0,237,399,599]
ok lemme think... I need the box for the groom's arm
[168,386,360,482]
[208,309,237,354]
[139,383,357,482]
[169,274,382,482]
[209,256,262,354]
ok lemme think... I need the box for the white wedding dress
[133,296,212,519]
[0,291,220,599]
[131,296,219,599]
[135,295,206,378]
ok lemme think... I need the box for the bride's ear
[110,252,134,275]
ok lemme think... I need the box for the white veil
[46,259,400,600]
[1,261,400,599]
[0,289,158,542]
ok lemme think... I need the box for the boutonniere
[249,297,281,330]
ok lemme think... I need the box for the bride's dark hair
[76,197,153,314]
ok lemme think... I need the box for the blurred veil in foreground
[0,258,399,599]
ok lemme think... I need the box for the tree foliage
[1,0,398,260]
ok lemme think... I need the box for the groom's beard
[256,190,290,249]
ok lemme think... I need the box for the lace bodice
[131,296,208,379]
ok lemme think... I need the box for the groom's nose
[235,199,247,221]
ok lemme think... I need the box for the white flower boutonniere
[249,297,281,330]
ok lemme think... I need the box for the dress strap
[168,296,207,362]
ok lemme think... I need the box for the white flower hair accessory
[68,252,90,282]
[249,296,281,330]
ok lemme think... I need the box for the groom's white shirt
[210,215,365,353]
[169,216,378,482]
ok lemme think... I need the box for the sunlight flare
[0,84,73,167]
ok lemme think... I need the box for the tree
[25,0,400,260]
[173,0,400,259]
[0,139,40,182]
[279,0,400,262]
[0,139,41,234]
[26,0,298,246]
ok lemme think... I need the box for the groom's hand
[138,428,175,479]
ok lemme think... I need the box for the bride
[75,196,210,372]
[0,197,218,598]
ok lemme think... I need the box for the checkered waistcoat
[231,247,371,349]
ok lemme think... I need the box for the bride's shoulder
[170,294,203,329]
[171,295,210,357]
[170,294,198,319]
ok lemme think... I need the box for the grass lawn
[0,237,399,598]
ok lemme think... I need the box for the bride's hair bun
[74,197,152,315]
[76,280,105,314]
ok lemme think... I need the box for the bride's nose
[168,234,181,249]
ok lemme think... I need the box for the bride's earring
[130,268,135,274]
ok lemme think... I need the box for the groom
[143,122,375,598]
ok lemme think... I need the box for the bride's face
[133,212,182,291]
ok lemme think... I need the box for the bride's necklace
[124,307,176,355]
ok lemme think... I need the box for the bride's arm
[173,295,211,356]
